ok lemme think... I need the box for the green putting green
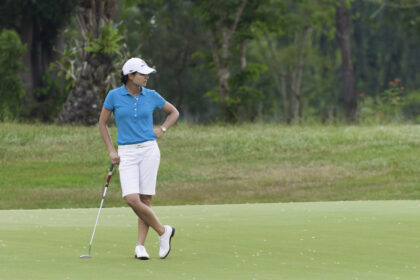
[1,201,419,279]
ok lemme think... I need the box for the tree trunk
[260,35,291,123]
[18,17,35,101]
[280,72,290,123]
[240,40,247,71]
[58,0,116,125]
[336,0,357,122]
[210,27,232,122]
[59,54,113,124]
[291,28,312,121]
[218,67,230,121]
[207,0,248,122]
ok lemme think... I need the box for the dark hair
[120,71,137,84]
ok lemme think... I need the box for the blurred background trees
[0,0,78,121]
[0,29,26,120]
[0,0,419,124]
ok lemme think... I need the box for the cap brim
[138,67,156,75]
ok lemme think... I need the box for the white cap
[122,58,156,75]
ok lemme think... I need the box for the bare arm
[154,102,180,138]
[98,107,120,165]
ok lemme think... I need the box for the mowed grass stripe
[1,201,420,279]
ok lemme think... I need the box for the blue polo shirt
[103,85,166,145]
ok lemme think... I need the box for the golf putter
[80,163,115,259]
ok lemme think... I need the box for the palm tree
[59,0,117,125]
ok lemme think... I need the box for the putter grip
[109,163,114,172]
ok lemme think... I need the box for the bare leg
[137,195,152,245]
[124,194,165,236]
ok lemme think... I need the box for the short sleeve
[103,91,114,111]
[153,91,167,110]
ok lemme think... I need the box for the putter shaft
[81,164,114,259]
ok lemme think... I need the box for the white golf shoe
[159,225,175,259]
[134,245,150,260]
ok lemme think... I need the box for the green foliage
[228,63,268,121]
[197,0,276,122]
[119,0,217,122]
[0,0,419,124]
[358,78,408,123]
[352,1,420,101]
[250,0,339,123]
[0,29,26,120]
[85,22,123,56]
[0,0,78,43]
[0,0,78,122]
[204,63,268,122]
[195,0,246,28]
[26,73,67,122]
[47,24,83,118]
[51,19,127,112]
[301,32,342,122]
[402,90,420,123]
[379,79,406,107]
[51,44,78,94]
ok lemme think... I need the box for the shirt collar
[121,85,145,96]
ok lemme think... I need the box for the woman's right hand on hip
[109,151,120,165]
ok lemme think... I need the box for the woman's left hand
[154,128,164,138]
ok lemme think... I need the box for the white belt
[118,140,156,149]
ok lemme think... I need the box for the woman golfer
[98,57,179,260]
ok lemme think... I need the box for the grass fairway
[1,201,419,279]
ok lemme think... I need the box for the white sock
[160,227,167,238]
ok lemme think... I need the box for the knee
[140,195,152,207]
[124,194,140,208]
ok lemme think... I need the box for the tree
[0,29,26,120]
[194,0,247,121]
[0,0,78,120]
[255,0,336,123]
[196,0,275,122]
[336,0,357,122]
[120,0,214,121]
[260,26,314,123]
[58,0,120,125]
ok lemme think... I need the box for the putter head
[80,254,91,259]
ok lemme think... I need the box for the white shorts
[118,141,160,197]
